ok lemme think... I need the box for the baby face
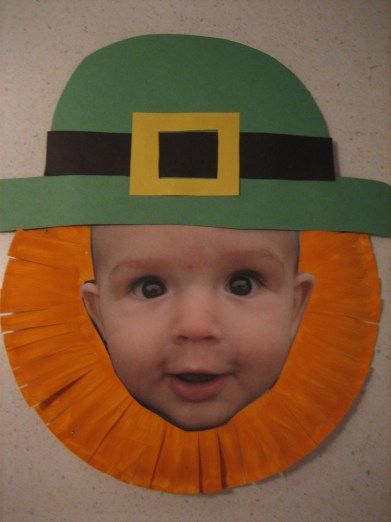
[82,225,313,431]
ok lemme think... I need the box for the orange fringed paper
[0,228,381,494]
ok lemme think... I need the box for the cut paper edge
[0,227,381,494]
[0,177,390,236]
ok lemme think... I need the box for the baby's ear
[80,282,105,339]
[290,272,315,340]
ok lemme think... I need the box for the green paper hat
[0,34,390,234]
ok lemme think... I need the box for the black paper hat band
[44,130,335,181]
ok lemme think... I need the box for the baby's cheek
[105,335,132,375]
[104,318,162,370]
[237,338,291,399]
[105,338,150,394]
[237,327,292,374]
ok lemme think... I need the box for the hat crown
[52,34,328,137]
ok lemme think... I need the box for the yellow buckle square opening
[129,112,240,196]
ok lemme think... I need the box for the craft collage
[1,2,390,521]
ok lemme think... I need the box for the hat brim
[0,175,390,236]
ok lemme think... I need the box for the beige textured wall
[1,1,390,521]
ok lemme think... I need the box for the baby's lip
[168,371,229,401]
[168,367,228,376]
[173,372,220,384]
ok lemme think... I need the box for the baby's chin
[120,376,280,431]
[130,393,252,432]
[142,403,234,432]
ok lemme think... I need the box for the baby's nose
[171,290,222,345]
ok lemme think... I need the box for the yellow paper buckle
[130,112,240,196]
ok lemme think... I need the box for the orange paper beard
[0,227,380,494]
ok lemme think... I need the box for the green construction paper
[0,176,390,235]
[1,36,389,237]
[52,35,329,137]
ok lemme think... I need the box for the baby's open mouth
[169,372,227,401]
[175,373,219,384]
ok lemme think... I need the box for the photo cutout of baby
[0,35,389,493]
[82,225,313,431]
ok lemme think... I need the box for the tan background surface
[1,1,390,520]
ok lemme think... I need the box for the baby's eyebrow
[109,258,171,277]
[221,249,285,269]
[110,249,285,278]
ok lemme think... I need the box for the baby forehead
[91,225,299,268]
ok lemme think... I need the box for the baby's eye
[227,271,264,296]
[131,277,166,299]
